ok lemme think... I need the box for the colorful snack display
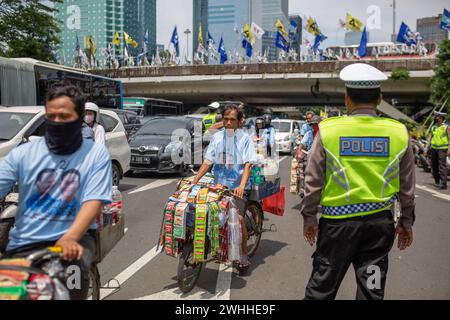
[196,188,209,204]
[173,202,188,239]
[193,204,208,262]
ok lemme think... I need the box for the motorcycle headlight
[164,141,182,153]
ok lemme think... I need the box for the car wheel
[112,163,121,187]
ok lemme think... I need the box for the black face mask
[44,118,83,155]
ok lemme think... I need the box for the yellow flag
[307,17,321,36]
[124,32,138,48]
[243,23,255,45]
[113,32,121,47]
[346,13,364,32]
[320,110,328,119]
[198,23,204,47]
[86,36,96,56]
[275,19,288,37]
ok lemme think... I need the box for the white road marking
[132,262,233,300]
[128,179,178,195]
[98,245,161,300]
[416,184,450,201]
[279,156,288,163]
[213,263,233,300]
[124,228,128,234]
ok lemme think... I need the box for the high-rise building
[261,0,288,62]
[417,14,449,45]
[55,0,156,66]
[207,0,262,59]
[193,0,209,56]
[124,0,157,56]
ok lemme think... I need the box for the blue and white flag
[288,19,298,41]
[358,27,368,57]
[171,26,180,57]
[396,22,416,46]
[275,31,289,52]
[441,8,450,31]
[312,33,327,53]
[242,37,253,58]
[207,32,215,46]
[218,36,228,64]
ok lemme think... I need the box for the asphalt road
[96,157,450,300]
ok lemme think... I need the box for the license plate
[132,156,151,164]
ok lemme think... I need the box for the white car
[0,106,130,186]
[272,119,301,154]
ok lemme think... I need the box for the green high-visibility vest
[431,124,449,150]
[202,113,217,131]
[319,116,409,219]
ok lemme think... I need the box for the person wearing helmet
[84,102,106,145]
[202,102,220,131]
[262,114,275,156]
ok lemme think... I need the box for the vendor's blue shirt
[300,122,313,137]
[301,129,314,150]
[205,129,257,190]
[0,138,112,251]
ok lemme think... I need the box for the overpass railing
[91,58,437,79]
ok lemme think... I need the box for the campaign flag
[275,31,289,52]
[346,13,364,32]
[171,26,180,57]
[306,17,321,36]
[396,22,417,46]
[312,33,327,53]
[288,19,298,41]
[251,22,265,39]
[441,8,450,31]
[113,32,121,47]
[358,27,368,57]
[124,32,138,48]
[218,36,228,64]
[275,19,288,38]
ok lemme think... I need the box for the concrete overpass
[92,59,436,108]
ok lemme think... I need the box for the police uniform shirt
[300,108,416,229]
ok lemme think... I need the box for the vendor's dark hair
[346,87,381,105]
[222,104,243,120]
[45,85,86,118]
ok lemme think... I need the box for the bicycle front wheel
[177,241,203,293]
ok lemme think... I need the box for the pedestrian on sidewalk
[300,63,416,300]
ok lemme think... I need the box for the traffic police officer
[301,63,416,300]
[202,102,220,131]
[425,111,450,190]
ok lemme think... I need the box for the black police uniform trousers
[431,148,448,187]
[305,210,395,300]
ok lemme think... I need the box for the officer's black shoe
[439,185,447,190]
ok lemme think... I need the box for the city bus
[123,97,183,117]
[0,57,123,109]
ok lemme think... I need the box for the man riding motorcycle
[0,85,112,300]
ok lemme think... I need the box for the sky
[157,0,449,54]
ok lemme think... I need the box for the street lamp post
[184,28,191,64]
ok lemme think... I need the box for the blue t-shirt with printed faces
[205,129,257,190]
[0,138,112,251]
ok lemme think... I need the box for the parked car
[272,119,301,154]
[113,109,142,139]
[128,116,202,175]
[0,106,130,187]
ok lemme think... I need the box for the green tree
[0,0,62,62]
[430,39,450,114]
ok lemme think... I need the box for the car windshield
[0,112,35,140]
[138,118,190,135]
[272,122,291,133]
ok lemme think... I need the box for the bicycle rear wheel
[245,201,263,258]
[177,241,203,293]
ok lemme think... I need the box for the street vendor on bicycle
[192,104,257,270]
